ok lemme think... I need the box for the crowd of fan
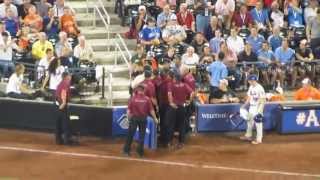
[0,0,95,100]
[125,0,320,104]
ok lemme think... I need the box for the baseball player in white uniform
[240,74,266,145]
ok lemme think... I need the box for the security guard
[123,84,158,157]
[55,72,74,145]
[164,72,194,149]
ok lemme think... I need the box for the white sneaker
[251,140,262,145]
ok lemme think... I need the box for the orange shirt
[270,94,285,102]
[294,86,320,101]
[24,14,43,32]
[61,15,78,35]
[246,0,258,6]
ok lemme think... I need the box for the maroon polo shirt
[152,75,162,88]
[232,12,253,28]
[183,73,196,91]
[141,78,156,99]
[55,79,71,104]
[176,11,194,30]
[168,81,193,106]
[158,76,172,106]
[128,93,153,118]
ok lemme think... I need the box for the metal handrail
[93,5,110,51]
[116,33,132,60]
[114,40,132,80]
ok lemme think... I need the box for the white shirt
[0,3,18,18]
[181,53,199,66]
[226,36,244,54]
[215,0,235,16]
[49,66,65,90]
[37,56,51,79]
[271,11,284,28]
[304,7,318,24]
[6,73,23,94]
[247,83,266,106]
[74,44,94,61]
[0,39,19,61]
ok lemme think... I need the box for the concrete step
[108,77,130,91]
[79,26,129,39]
[94,51,134,65]
[67,1,117,14]
[103,64,130,78]
[76,13,121,27]
[87,38,137,52]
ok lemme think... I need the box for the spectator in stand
[163,46,175,62]
[0,0,18,19]
[250,0,271,32]
[176,3,195,31]
[32,32,54,61]
[232,3,253,29]
[284,0,303,27]
[209,29,224,58]
[53,0,65,17]
[220,41,239,89]
[156,0,167,9]
[226,28,244,55]
[246,26,265,53]
[257,41,275,89]
[194,0,213,33]
[190,32,207,56]
[294,39,314,86]
[294,78,320,100]
[3,8,19,37]
[73,35,94,65]
[181,46,199,68]
[210,79,239,104]
[6,64,40,99]
[17,0,33,19]
[268,26,283,51]
[306,9,320,54]
[55,31,73,67]
[238,42,257,63]
[215,0,235,29]
[139,17,161,51]
[204,16,222,41]
[304,0,318,24]
[207,52,228,101]
[127,5,147,39]
[37,48,53,81]
[274,38,295,87]
[24,5,43,33]
[16,26,30,51]
[162,15,186,46]
[270,1,285,28]
[295,39,314,62]
[199,43,213,63]
[35,0,52,17]
[41,57,65,96]
[61,6,80,37]
[157,4,177,29]
[43,7,60,40]
[0,31,21,77]
[130,44,145,75]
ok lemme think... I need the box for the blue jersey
[139,26,161,41]
[274,47,295,64]
[246,35,265,53]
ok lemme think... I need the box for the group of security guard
[124,65,195,157]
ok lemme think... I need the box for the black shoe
[122,150,131,157]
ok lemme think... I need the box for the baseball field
[0,128,319,180]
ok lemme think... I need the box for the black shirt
[296,48,312,58]
[238,50,258,63]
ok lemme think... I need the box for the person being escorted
[164,72,194,149]
[240,74,266,145]
[55,72,76,145]
[123,84,158,158]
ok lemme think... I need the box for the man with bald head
[32,32,54,61]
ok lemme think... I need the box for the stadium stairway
[67,0,134,106]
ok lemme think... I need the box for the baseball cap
[302,78,311,85]
[248,74,258,81]
[138,5,146,11]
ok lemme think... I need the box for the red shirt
[141,79,156,99]
[232,12,253,28]
[55,79,71,104]
[158,76,172,106]
[183,73,196,91]
[176,11,194,30]
[264,0,273,8]
[128,93,153,118]
[168,81,193,106]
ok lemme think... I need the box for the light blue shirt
[267,35,282,51]
[257,49,275,67]
[156,12,176,28]
[246,35,265,53]
[287,6,303,27]
[250,8,270,25]
[207,60,228,87]
[274,47,295,64]
[209,37,224,54]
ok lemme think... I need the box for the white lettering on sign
[201,113,227,119]
[295,110,320,128]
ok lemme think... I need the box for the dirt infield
[0,129,319,180]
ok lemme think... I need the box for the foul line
[0,145,319,178]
